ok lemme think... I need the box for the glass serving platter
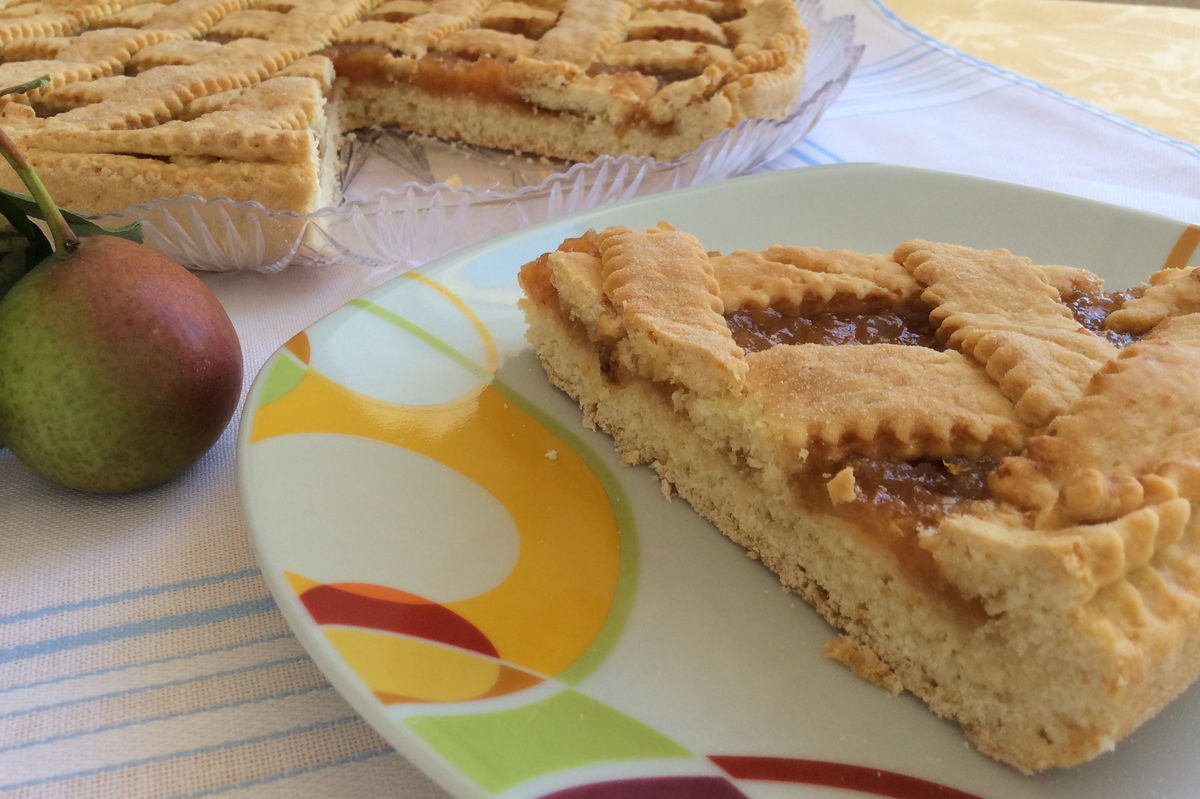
[93,0,862,273]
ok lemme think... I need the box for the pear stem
[0,76,78,258]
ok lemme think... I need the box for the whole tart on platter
[517,222,1200,773]
[0,0,807,215]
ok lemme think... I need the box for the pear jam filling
[726,296,944,351]
[1062,286,1142,348]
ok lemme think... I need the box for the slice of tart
[517,222,1200,772]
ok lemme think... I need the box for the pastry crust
[0,0,807,214]
[517,223,1200,773]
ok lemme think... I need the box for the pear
[0,235,243,493]
[0,81,242,493]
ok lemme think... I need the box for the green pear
[0,235,243,493]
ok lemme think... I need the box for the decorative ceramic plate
[238,164,1200,799]
[95,1,861,273]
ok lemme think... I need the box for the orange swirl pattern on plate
[251,274,627,704]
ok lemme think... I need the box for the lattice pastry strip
[52,26,181,70]
[596,224,748,397]
[724,0,804,50]
[478,2,560,38]
[602,38,733,76]
[13,75,322,161]
[137,0,252,37]
[931,462,1197,620]
[207,9,295,39]
[712,250,916,313]
[438,26,534,58]
[342,0,492,57]
[899,239,1118,426]
[1107,267,1200,334]
[209,0,376,49]
[0,13,80,44]
[991,312,1200,527]
[1033,262,1107,296]
[734,244,921,303]
[90,3,172,31]
[362,0,434,24]
[128,38,222,70]
[643,0,742,19]
[628,8,727,44]
[0,35,71,59]
[0,58,107,102]
[531,0,633,65]
[28,38,306,130]
[748,343,1029,463]
[925,497,1192,617]
[543,249,614,334]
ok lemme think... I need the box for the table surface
[2,1,1199,798]
[888,0,1200,144]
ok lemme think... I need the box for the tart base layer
[517,225,1200,772]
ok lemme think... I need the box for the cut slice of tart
[517,222,1200,773]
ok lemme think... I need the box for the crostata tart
[517,222,1200,772]
[0,0,807,215]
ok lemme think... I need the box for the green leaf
[0,187,142,243]
[0,191,49,271]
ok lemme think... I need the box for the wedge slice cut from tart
[517,222,1200,773]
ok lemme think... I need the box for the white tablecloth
[2,1,1198,796]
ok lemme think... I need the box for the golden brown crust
[519,223,1200,774]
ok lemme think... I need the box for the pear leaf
[0,187,142,244]
[0,190,49,271]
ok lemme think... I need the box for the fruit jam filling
[1062,287,1142,347]
[726,297,942,353]
[727,297,1000,527]
[832,456,998,531]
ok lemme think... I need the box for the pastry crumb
[826,466,858,505]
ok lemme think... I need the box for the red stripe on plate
[709,755,983,799]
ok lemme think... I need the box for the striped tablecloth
[3,1,1198,796]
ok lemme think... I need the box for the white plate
[94,0,861,273]
[238,164,1200,799]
